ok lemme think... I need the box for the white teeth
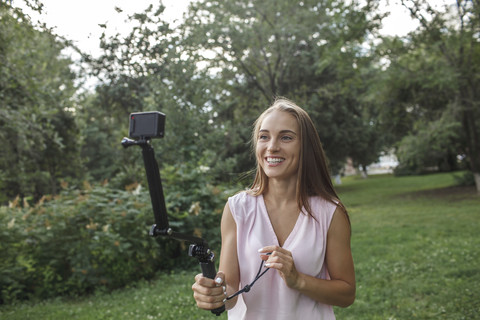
[267,157,284,164]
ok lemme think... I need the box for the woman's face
[256,110,301,183]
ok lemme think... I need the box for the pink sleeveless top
[227,192,336,320]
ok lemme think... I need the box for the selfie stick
[121,111,225,316]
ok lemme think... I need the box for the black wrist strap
[226,253,271,301]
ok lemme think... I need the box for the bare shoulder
[328,206,351,239]
[221,202,237,231]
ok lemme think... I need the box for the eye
[258,134,269,140]
[281,135,293,141]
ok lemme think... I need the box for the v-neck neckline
[259,194,303,248]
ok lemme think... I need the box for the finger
[195,273,216,286]
[193,281,227,301]
[260,246,293,260]
[259,252,272,261]
[265,260,284,271]
[258,245,280,260]
[214,271,225,286]
[195,275,218,288]
[265,254,294,272]
[258,245,279,254]
[272,247,292,256]
[193,285,226,299]
[214,271,227,298]
[193,291,227,310]
[194,296,226,311]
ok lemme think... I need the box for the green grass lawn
[335,173,480,320]
[1,172,479,319]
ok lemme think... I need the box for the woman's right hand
[192,271,227,310]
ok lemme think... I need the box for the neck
[264,178,297,206]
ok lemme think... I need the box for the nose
[267,139,280,152]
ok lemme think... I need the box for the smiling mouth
[266,157,285,165]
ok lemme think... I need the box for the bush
[453,171,475,186]
[394,115,462,176]
[0,163,232,304]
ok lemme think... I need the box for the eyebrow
[259,129,297,135]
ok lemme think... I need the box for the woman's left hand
[258,245,301,289]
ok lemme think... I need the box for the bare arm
[218,202,240,309]
[192,202,240,310]
[259,206,355,307]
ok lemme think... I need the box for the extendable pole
[140,141,170,232]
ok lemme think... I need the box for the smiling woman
[192,97,355,319]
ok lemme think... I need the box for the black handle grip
[200,262,225,316]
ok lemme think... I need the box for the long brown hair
[248,97,347,218]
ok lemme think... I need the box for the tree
[79,3,231,190]
[0,2,82,202]
[378,0,480,191]
[180,0,386,175]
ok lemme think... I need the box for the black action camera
[129,111,165,139]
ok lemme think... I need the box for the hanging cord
[226,253,271,301]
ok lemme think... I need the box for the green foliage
[394,112,463,175]
[161,161,240,252]
[0,185,154,303]
[3,0,480,206]
[0,3,82,202]
[453,170,475,187]
[75,89,139,183]
[0,164,230,303]
[180,0,386,174]
[377,0,480,189]
[82,4,226,183]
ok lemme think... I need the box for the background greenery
[1,173,478,319]
[1,0,479,203]
[1,0,479,314]
[0,164,232,303]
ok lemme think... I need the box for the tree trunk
[474,172,480,194]
[361,164,368,178]
[461,102,480,196]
